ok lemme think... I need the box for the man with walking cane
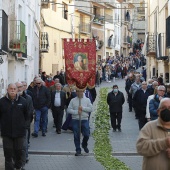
[67,88,93,156]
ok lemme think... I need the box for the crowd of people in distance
[1,52,170,170]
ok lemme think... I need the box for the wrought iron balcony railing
[146,33,156,54]
[107,35,114,48]
[9,20,26,53]
[80,22,91,34]
[0,10,8,53]
[40,32,49,53]
[93,15,104,25]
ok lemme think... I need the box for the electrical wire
[51,2,147,9]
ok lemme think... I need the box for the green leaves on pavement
[93,88,131,170]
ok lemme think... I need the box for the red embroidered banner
[64,39,96,89]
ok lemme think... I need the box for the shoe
[53,124,56,128]
[31,133,38,137]
[82,145,89,153]
[118,128,122,132]
[26,157,29,163]
[42,133,46,137]
[75,152,82,156]
[56,130,61,134]
[113,129,116,132]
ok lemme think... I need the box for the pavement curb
[28,150,140,156]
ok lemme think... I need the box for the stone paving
[0,78,143,170]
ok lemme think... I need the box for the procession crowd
[1,53,170,170]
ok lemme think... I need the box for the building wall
[41,0,74,75]
[0,0,11,96]
[146,0,169,82]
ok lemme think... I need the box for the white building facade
[0,0,40,97]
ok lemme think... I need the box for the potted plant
[9,39,20,49]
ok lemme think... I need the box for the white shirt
[54,92,61,107]
[146,94,154,119]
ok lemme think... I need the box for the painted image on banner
[74,53,88,71]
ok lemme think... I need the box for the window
[62,2,68,20]
[54,43,57,53]
[52,0,56,12]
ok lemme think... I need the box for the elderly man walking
[136,98,170,170]
[133,81,150,130]
[31,78,51,137]
[0,83,28,170]
[51,83,66,134]
[67,88,93,156]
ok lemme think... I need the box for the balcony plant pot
[9,39,20,49]
[17,43,20,49]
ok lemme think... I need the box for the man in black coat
[16,82,34,166]
[125,73,134,112]
[133,81,150,130]
[31,78,51,137]
[51,83,66,134]
[107,85,125,132]
[0,83,28,170]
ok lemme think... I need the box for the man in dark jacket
[16,81,34,166]
[0,83,28,170]
[51,83,66,134]
[125,73,134,112]
[107,85,125,132]
[133,81,150,130]
[31,78,51,137]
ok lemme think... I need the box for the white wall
[9,0,41,85]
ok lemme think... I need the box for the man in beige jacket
[136,98,170,170]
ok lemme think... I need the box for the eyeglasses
[36,83,41,85]
[17,86,23,88]
[159,90,165,92]
[142,84,147,85]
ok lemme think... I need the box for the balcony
[124,11,130,23]
[0,10,8,53]
[107,35,114,48]
[146,33,156,54]
[40,32,49,53]
[41,0,49,9]
[127,36,132,48]
[128,23,133,31]
[80,22,91,34]
[94,36,104,51]
[105,13,113,24]
[93,15,104,25]
[9,20,26,54]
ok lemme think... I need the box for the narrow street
[0,78,142,170]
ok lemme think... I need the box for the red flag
[64,39,96,89]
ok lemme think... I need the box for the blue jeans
[71,119,89,153]
[34,106,48,134]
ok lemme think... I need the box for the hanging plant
[93,88,131,170]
